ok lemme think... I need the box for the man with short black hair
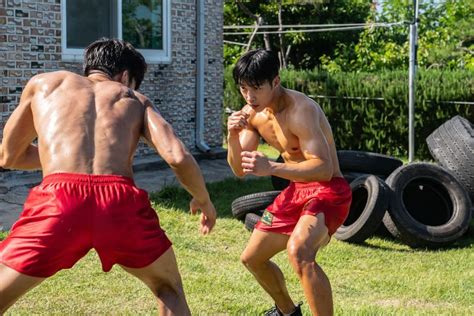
[227,49,352,316]
[0,38,216,315]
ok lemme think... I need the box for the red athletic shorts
[0,173,172,278]
[255,177,352,236]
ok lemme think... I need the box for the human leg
[120,247,190,316]
[287,213,332,316]
[0,264,45,313]
[240,229,297,313]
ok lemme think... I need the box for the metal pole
[196,0,210,152]
[408,0,419,162]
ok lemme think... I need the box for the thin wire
[223,40,248,46]
[224,22,404,36]
[223,23,369,29]
[309,95,474,106]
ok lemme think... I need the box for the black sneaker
[263,302,302,316]
[291,302,302,316]
[263,305,283,316]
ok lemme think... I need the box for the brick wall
[0,0,224,158]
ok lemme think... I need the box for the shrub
[223,67,473,159]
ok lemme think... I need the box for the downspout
[196,0,211,152]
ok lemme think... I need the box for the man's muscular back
[28,71,144,177]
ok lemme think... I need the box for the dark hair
[83,38,147,90]
[232,49,279,88]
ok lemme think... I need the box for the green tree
[321,0,474,72]
[223,0,372,68]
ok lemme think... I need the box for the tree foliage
[224,1,474,72]
[321,0,474,72]
[224,66,473,158]
[223,0,372,68]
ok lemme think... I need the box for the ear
[120,70,130,86]
[111,70,129,86]
[272,76,280,88]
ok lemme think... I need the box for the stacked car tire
[231,115,473,249]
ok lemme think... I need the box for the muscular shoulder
[28,70,78,88]
[22,71,81,100]
[131,90,152,108]
[289,91,320,121]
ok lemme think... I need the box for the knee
[240,250,261,271]
[155,283,176,298]
[287,242,316,277]
[147,277,184,299]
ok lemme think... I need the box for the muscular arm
[1,77,41,170]
[270,104,333,182]
[226,108,260,177]
[141,99,210,204]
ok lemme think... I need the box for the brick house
[0,0,224,165]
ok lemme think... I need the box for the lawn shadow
[359,227,474,252]
[359,237,415,253]
[149,177,275,219]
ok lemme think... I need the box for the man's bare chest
[252,115,300,155]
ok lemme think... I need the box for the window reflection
[123,0,163,50]
[66,0,117,48]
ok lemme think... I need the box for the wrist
[196,194,211,206]
[227,132,240,140]
[269,160,277,176]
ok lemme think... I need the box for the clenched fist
[227,110,250,137]
[241,151,272,176]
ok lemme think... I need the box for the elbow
[227,157,245,178]
[1,152,16,169]
[233,169,245,178]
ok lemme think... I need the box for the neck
[267,86,286,113]
[88,71,113,82]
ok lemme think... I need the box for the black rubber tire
[343,172,370,184]
[337,150,403,177]
[334,175,389,243]
[382,162,472,248]
[271,155,290,190]
[426,115,474,201]
[231,191,281,221]
[244,213,262,232]
[342,171,387,184]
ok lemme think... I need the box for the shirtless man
[227,49,352,316]
[0,38,216,315]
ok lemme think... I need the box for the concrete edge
[0,147,228,183]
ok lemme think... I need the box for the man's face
[239,79,276,112]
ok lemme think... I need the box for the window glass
[123,0,163,50]
[66,0,117,48]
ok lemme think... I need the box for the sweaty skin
[228,78,346,315]
[0,70,215,315]
[1,70,215,234]
[4,71,143,176]
[227,80,343,182]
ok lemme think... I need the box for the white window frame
[61,0,171,63]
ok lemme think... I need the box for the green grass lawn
[2,177,473,315]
